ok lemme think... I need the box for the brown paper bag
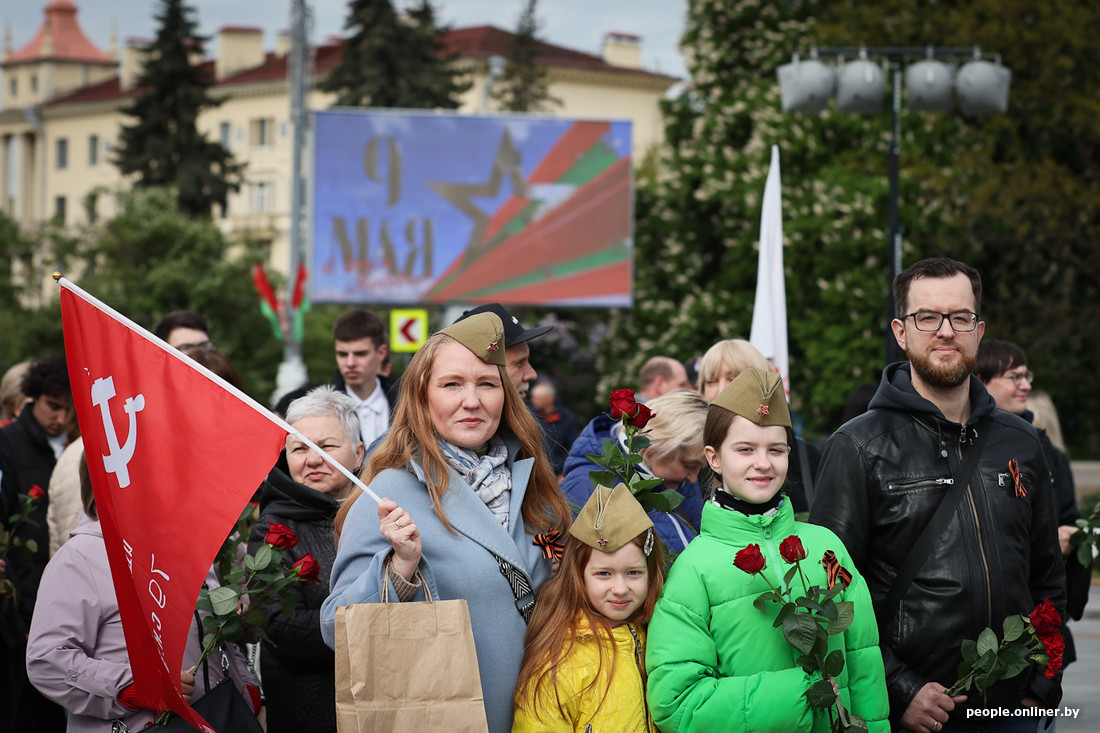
[334,579,490,733]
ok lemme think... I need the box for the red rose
[291,553,320,584]
[1042,633,1064,679]
[265,522,299,550]
[627,403,655,429]
[28,485,46,501]
[1029,598,1061,638]
[609,389,639,420]
[779,535,807,564]
[734,544,766,575]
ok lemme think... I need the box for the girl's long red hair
[512,531,666,723]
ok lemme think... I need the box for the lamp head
[777,53,836,113]
[836,55,885,115]
[956,58,1011,115]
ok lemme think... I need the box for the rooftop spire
[8,0,113,64]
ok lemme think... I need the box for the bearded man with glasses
[811,258,1065,733]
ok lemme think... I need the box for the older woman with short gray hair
[247,385,364,733]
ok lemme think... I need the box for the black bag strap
[878,416,990,632]
[191,609,212,692]
[493,554,535,624]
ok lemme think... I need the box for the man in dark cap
[455,303,551,401]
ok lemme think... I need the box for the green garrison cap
[711,367,792,433]
[569,483,654,553]
[439,312,506,366]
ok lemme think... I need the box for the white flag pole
[749,145,790,397]
[54,273,383,505]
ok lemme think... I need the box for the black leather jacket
[810,363,1065,725]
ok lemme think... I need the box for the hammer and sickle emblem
[90,376,145,488]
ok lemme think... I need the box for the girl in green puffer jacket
[646,368,890,733]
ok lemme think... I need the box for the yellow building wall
[40,105,127,224]
[4,52,675,298]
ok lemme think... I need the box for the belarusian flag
[252,263,284,340]
[291,263,310,345]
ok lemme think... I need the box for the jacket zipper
[886,477,954,491]
[958,434,993,707]
[628,624,652,733]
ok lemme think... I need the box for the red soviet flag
[59,278,288,731]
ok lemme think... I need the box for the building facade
[1,1,677,296]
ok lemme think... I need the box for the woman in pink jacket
[25,455,259,732]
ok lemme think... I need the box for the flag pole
[53,273,383,505]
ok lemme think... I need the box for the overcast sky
[3,0,688,80]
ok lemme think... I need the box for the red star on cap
[487,341,499,352]
[757,404,770,416]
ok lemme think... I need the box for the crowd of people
[0,256,1089,733]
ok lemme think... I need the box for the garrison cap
[438,312,506,366]
[569,483,654,554]
[711,367,792,439]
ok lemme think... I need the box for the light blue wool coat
[320,438,552,733]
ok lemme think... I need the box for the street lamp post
[274,0,312,405]
[778,46,1011,363]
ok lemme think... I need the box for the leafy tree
[51,188,282,402]
[595,0,1099,455]
[0,212,63,368]
[491,0,561,113]
[321,0,470,109]
[816,0,1100,456]
[113,0,244,218]
[0,212,32,314]
[597,0,892,438]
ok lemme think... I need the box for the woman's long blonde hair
[513,532,666,722]
[333,332,569,537]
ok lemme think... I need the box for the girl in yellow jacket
[512,483,667,733]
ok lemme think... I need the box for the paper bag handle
[381,561,432,604]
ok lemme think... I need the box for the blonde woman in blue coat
[320,313,570,733]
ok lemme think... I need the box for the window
[9,78,15,97]
[54,196,66,224]
[31,75,38,93]
[220,122,231,150]
[56,138,68,169]
[89,134,99,166]
[250,181,274,212]
[250,117,275,148]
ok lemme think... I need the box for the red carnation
[628,403,655,429]
[779,535,807,564]
[265,522,299,550]
[28,485,46,501]
[1029,598,1061,638]
[734,544,766,575]
[609,389,639,420]
[291,554,320,584]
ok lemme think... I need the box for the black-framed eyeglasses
[902,311,980,332]
[1000,371,1034,386]
[177,340,216,351]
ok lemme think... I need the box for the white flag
[749,145,789,396]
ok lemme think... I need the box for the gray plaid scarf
[439,437,512,528]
